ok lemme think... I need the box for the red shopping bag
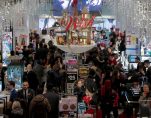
[83,96,92,105]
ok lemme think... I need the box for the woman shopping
[139,83,151,117]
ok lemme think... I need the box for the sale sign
[67,72,78,82]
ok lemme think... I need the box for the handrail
[125,92,151,104]
[125,92,139,103]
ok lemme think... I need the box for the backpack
[32,95,48,118]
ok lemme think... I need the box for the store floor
[109,109,124,118]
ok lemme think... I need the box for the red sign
[61,15,96,31]
[68,59,77,65]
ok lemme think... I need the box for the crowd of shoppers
[2,27,151,118]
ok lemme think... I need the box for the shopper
[143,60,150,73]
[5,81,18,117]
[17,81,35,104]
[146,63,151,84]
[11,100,24,118]
[33,59,45,86]
[85,78,98,105]
[101,80,119,118]
[8,81,18,102]
[135,56,142,72]
[139,83,151,117]
[0,63,6,91]
[23,64,39,92]
[74,79,85,102]
[29,88,51,118]
[43,82,59,118]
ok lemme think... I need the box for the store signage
[68,59,77,65]
[79,66,89,78]
[59,96,77,117]
[61,15,96,31]
[67,72,78,82]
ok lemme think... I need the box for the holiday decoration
[52,1,96,53]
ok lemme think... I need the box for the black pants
[102,104,118,118]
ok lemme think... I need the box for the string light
[102,0,151,43]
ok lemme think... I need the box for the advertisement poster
[2,32,13,66]
[126,35,139,55]
[19,34,28,46]
[126,35,137,45]
[59,96,77,117]
[66,59,78,72]
[65,53,78,72]
[7,65,24,90]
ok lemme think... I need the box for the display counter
[0,92,10,114]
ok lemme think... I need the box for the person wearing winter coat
[11,100,24,118]
[29,88,51,118]
[139,84,151,117]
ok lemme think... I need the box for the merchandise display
[52,6,96,53]
[65,53,78,94]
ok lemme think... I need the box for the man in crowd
[8,81,17,102]
[135,56,142,71]
[44,82,59,118]
[18,81,35,104]
[23,64,39,92]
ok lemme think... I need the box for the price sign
[79,66,89,78]
[67,72,78,82]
